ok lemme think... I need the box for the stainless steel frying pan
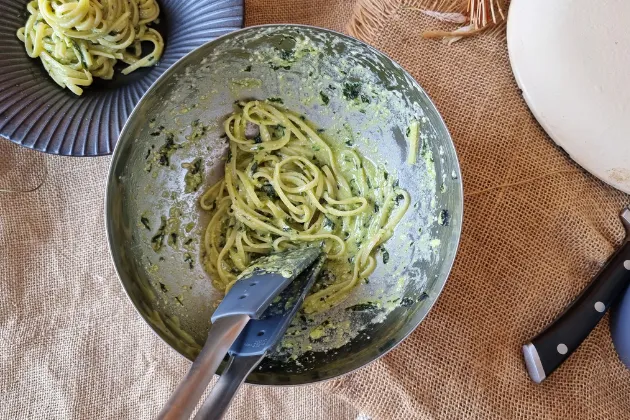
[106,25,463,385]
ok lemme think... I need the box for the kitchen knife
[523,208,630,383]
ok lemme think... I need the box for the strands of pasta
[200,101,410,313]
[16,0,164,95]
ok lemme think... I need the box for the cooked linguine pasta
[200,100,410,313]
[17,0,164,95]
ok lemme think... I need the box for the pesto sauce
[145,132,181,172]
[151,216,167,251]
[182,158,203,193]
[186,120,209,143]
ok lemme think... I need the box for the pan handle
[194,354,265,420]
[523,240,630,383]
[156,315,250,420]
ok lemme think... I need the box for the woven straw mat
[1,0,629,419]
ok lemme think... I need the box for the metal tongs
[157,247,325,420]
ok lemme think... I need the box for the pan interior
[106,25,462,385]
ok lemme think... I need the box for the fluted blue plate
[0,0,244,156]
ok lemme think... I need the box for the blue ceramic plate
[0,0,243,156]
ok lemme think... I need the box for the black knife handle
[523,240,630,383]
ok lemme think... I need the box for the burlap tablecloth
[2,1,630,418]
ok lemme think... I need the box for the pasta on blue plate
[17,0,164,95]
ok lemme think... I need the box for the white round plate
[507,0,630,193]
